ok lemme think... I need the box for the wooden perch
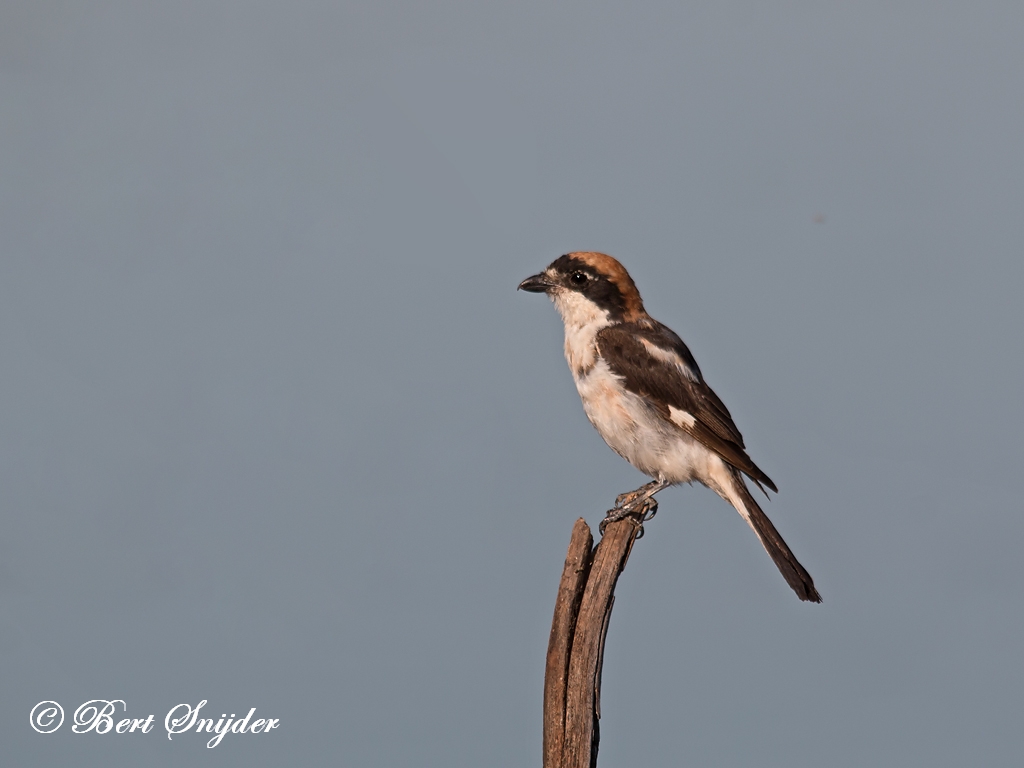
[543,513,646,768]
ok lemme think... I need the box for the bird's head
[518,252,646,326]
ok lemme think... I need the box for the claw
[640,498,658,522]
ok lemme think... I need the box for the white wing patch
[640,338,699,381]
[668,406,696,429]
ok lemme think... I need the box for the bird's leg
[613,479,667,511]
[601,478,670,536]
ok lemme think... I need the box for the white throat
[550,289,612,377]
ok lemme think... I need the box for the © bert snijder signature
[30,699,280,748]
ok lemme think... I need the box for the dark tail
[729,467,822,603]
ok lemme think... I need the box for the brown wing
[596,323,778,493]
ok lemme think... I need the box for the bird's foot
[601,479,669,538]
[599,496,659,539]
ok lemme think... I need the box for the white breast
[572,358,717,485]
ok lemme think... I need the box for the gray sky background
[3,2,1023,765]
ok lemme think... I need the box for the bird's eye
[569,271,588,285]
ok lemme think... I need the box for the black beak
[518,272,555,293]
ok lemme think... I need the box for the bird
[519,252,821,602]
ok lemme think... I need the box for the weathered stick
[543,513,644,768]
[543,519,594,768]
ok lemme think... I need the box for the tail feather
[727,467,822,603]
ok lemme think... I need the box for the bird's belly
[574,363,714,484]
